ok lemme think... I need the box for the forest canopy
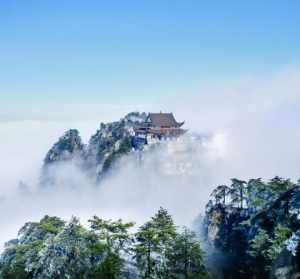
[0,208,208,279]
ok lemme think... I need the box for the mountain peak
[44,129,84,165]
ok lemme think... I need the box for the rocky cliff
[40,112,147,187]
[203,178,300,279]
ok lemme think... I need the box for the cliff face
[41,112,147,186]
[203,183,300,279]
[85,118,135,178]
[44,129,85,164]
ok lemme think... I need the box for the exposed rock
[85,118,133,178]
[44,129,84,164]
[270,248,300,279]
[204,204,249,250]
[41,112,147,186]
[203,183,300,278]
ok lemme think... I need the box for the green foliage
[267,224,291,261]
[89,216,134,253]
[33,217,93,278]
[88,216,134,278]
[0,262,28,279]
[37,215,66,234]
[134,207,176,279]
[247,178,269,211]
[166,228,209,279]
[229,178,247,208]
[0,210,207,279]
[206,176,298,277]
[248,224,291,273]
[102,137,132,172]
[248,228,270,259]
[210,185,230,205]
[90,252,123,279]
[207,176,297,214]
[0,244,29,279]
[118,137,132,154]
[268,176,293,193]
[0,216,66,278]
[134,208,207,279]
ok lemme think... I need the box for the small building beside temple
[134,112,186,144]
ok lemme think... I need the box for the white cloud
[0,65,300,247]
[0,134,225,247]
[0,120,101,194]
[170,65,300,179]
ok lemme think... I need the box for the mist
[0,133,225,246]
[1,66,300,248]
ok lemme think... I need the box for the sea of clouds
[1,66,300,247]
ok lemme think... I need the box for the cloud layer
[1,65,300,247]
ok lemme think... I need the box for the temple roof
[148,113,184,127]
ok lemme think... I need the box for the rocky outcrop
[44,129,85,164]
[203,182,300,278]
[270,248,300,279]
[203,204,250,278]
[205,204,249,250]
[85,119,133,178]
[40,112,147,186]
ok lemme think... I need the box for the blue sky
[1,1,300,115]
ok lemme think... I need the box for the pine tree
[89,217,134,253]
[134,207,176,279]
[248,228,270,259]
[268,176,293,193]
[166,227,209,279]
[34,217,92,279]
[229,178,247,208]
[88,217,135,278]
[246,178,268,211]
[210,185,230,205]
[248,228,271,275]
[267,224,291,261]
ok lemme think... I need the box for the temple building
[134,112,186,143]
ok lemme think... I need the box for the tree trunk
[184,233,188,279]
[240,188,243,209]
[147,241,151,279]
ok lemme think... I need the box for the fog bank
[1,66,300,247]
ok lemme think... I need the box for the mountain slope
[41,112,147,186]
[203,178,300,279]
